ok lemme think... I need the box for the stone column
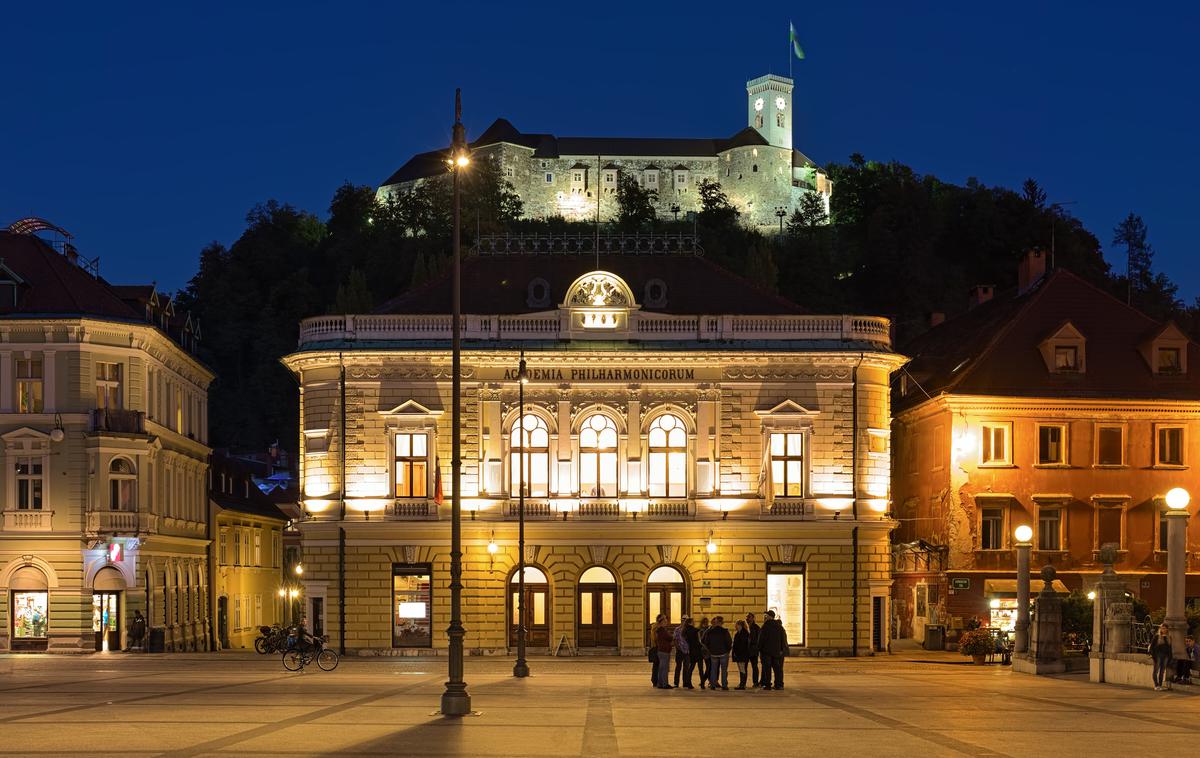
[1015,537,1032,654]
[1032,565,1063,666]
[1166,508,1190,659]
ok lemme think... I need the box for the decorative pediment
[563,271,636,309]
[754,400,818,418]
[380,399,443,417]
[1038,320,1086,373]
[1,427,50,453]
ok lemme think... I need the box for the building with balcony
[283,244,903,656]
[892,251,1200,642]
[0,223,213,652]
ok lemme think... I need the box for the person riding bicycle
[288,623,318,654]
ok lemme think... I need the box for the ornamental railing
[473,233,702,256]
[298,312,892,348]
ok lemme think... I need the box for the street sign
[950,578,970,590]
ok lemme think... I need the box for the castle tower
[746,74,793,150]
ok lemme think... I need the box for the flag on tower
[790,21,806,60]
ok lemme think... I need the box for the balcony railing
[87,511,157,534]
[1,510,53,531]
[298,312,892,348]
[91,408,145,434]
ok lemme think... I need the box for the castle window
[573,172,583,182]
[647,413,687,498]
[504,166,514,179]
[545,173,554,184]
[777,111,785,128]
[755,113,763,128]
[752,165,758,173]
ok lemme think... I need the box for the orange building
[892,251,1200,641]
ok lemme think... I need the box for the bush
[958,629,994,657]
[1061,591,1094,635]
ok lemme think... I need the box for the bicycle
[282,635,338,672]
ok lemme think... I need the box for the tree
[787,192,828,236]
[697,178,738,229]
[614,174,658,230]
[1022,178,1047,210]
[744,245,779,293]
[331,268,374,313]
[1113,213,1153,299]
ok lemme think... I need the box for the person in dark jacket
[648,614,665,687]
[745,612,761,686]
[1174,634,1196,685]
[732,619,752,689]
[696,617,711,688]
[681,617,702,689]
[654,615,674,689]
[705,616,733,690]
[1149,623,1173,691]
[672,617,690,687]
[758,610,788,690]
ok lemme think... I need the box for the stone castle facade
[378,75,831,229]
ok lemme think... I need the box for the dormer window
[1054,346,1078,372]
[1157,347,1182,374]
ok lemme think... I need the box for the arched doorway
[577,566,618,648]
[646,565,687,631]
[509,566,549,648]
[10,565,49,652]
[93,566,125,652]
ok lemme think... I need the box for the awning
[984,578,1070,595]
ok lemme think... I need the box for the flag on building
[434,458,444,505]
[790,21,806,60]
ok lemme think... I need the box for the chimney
[1018,249,1046,295]
[930,312,945,327]
[968,285,994,309]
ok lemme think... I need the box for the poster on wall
[13,592,48,638]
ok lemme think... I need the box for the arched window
[647,413,687,498]
[755,113,764,129]
[109,457,136,511]
[510,414,549,497]
[579,414,618,497]
[776,110,785,128]
[647,565,687,626]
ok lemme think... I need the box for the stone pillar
[1104,601,1132,654]
[1166,508,1189,659]
[1032,565,1063,665]
[1015,539,1031,653]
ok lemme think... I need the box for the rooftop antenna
[595,154,601,269]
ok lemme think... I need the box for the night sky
[3,2,1197,298]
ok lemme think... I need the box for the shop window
[1096,426,1124,466]
[769,432,804,497]
[510,414,549,497]
[647,413,687,498]
[766,567,805,646]
[579,414,618,497]
[393,564,432,647]
[96,362,122,410]
[109,458,136,511]
[1156,426,1185,466]
[980,506,1005,550]
[1038,508,1062,551]
[394,432,429,497]
[13,591,48,640]
[980,423,1011,466]
[1037,425,1066,465]
[15,456,44,510]
[16,356,43,413]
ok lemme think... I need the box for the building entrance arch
[508,566,550,648]
[577,566,618,648]
[92,566,125,652]
[646,565,687,632]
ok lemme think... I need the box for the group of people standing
[1147,623,1198,691]
[649,611,789,691]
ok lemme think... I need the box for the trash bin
[147,626,165,653]
[923,624,945,651]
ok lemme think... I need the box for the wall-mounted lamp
[49,413,65,443]
[706,531,717,555]
[294,563,303,576]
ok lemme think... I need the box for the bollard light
[1165,487,1190,511]
[1014,524,1033,544]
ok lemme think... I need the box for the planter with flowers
[958,629,994,664]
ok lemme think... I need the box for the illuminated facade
[378,75,831,228]
[0,226,213,653]
[285,248,902,656]
[892,252,1200,641]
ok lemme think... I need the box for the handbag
[648,646,657,663]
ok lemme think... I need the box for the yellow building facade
[285,253,903,656]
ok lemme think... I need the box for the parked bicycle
[254,624,289,655]
[282,633,338,672]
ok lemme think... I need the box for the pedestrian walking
[672,616,690,687]
[654,615,674,689]
[705,616,733,690]
[682,616,702,689]
[758,609,788,690]
[648,614,665,687]
[1149,622,1173,691]
[745,612,761,686]
[697,617,711,688]
[732,619,752,689]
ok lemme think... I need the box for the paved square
[0,652,1196,756]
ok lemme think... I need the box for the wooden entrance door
[578,585,618,647]
[509,584,549,647]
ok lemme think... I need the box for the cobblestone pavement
[0,652,1197,757]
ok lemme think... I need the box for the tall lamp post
[1164,487,1191,658]
[513,351,530,678]
[440,89,472,717]
[1013,524,1033,654]
[775,206,787,235]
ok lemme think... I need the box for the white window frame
[646,412,688,499]
[393,430,431,499]
[768,430,806,498]
[253,529,262,566]
[108,456,137,511]
[980,422,1012,467]
[96,361,122,410]
[14,455,45,510]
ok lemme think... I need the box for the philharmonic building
[285,245,903,656]
[377,74,831,229]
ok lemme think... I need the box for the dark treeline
[179,154,1195,455]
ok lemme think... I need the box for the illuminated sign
[107,542,123,563]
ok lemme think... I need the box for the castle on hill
[377,74,831,229]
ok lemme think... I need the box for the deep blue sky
[3,2,1197,298]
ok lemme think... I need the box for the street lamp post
[1165,487,1191,658]
[440,88,472,717]
[775,206,787,235]
[1014,524,1033,654]
[670,203,680,222]
[514,351,530,678]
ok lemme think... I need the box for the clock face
[754,97,764,112]
[776,96,786,111]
